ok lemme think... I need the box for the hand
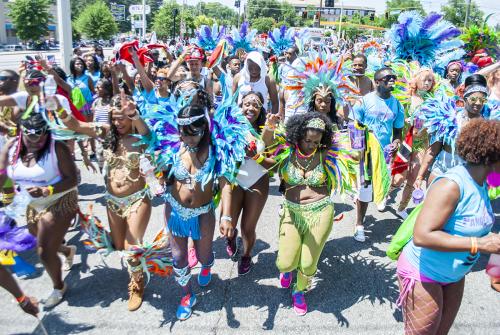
[38,57,51,72]
[265,113,281,129]
[82,155,98,173]
[27,187,44,198]
[413,178,423,190]
[390,140,401,155]
[219,219,235,239]
[19,296,39,317]
[478,233,500,254]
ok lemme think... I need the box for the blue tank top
[403,165,495,283]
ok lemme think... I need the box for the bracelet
[47,185,54,197]
[56,108,65,116]
[264,123,276,130]
[253,154,265,164]
[0,168,7,175]
[16,295,27,304]
[416,176,424,181]
[470,237,478,255]
[221,215,232,222]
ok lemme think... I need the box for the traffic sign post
[111,3,126,21]
[129,4,151,15]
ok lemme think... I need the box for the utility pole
[318,0,323,28]
[142,0,147,42]
[56,0,72,72]
[464,0,472,28]
[338,0,344,38]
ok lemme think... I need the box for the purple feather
[280,25,287,38]
[240,22,248,38]
[217,26,226,40]
[268,30,276,43]
[421,12,442,31]
[0,215,36,253]
[434,27,461,42]
[203,25,212,40]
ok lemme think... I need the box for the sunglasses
[467,96,487,104]
[22,127,48,138]
[376,74,397,83]
[180,128,204,137]
[156,77,169,82]
[24,78,43,86]
[0,76,14,81]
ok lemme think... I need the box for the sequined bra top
[281,152,328,188]
[173,150,212,183]
[103,150,141,170]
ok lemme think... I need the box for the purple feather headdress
[0,212,36,252]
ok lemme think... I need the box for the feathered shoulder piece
[419,93,460,147]
[385,11,465,75]
[196,24,226,52]
[0,211,36,253]
[226,21,257,55]
[287,51,360,106]
[267,25,296,55]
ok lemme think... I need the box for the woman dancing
[57,93,154,311]
[142,92,249,320]
[0,112,78,308]
[221,91,269,275]
[397,118,500,335]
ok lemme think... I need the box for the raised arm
[131,49,154,93]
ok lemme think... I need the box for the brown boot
[128,270,144,311]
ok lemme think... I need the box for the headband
[306,118,326,131]
[463,85,488,98]
[447,61,463,71]
[177,114,205,126]
[314,85,332,99]
[242,94,263,108]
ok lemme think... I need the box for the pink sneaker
[279,272,292,289]
[292,290,307,316]
[188,248,198,268]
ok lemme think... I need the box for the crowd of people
[0,12,499,334]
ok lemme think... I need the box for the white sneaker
[377,198,387,212]
[353,226,366,242]
[396,209,409,220]
[64,245,77,271]
[44,283,67,308]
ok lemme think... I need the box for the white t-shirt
[10,92,71,114]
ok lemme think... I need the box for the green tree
[75,0,118,40]
[385,0,426,25]
[252,17,276,33]
[195,2,238,27]
[441,0,484,28]
[7,0,52,42]
[153,1,182,38]
[247,0,281,22]
[281,2,300,27]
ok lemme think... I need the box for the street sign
[129,5,151,15]
[110,3,126,21]
[133,20,144,29]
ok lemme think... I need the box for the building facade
[286,0,375,22]
[0,0,58,45]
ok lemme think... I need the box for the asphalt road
[0,153,499,335]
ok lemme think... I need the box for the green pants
[275,197,334,291]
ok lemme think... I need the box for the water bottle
[486,254,500,280]
[4,188,32,220]
[139,155,164,196]
[44,75,58,110]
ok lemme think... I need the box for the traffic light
[385,11,389,20]
[370,13,375,21]
[172,8,179,17]
[234,0,240,7]
[302,11,307,19]
[325,0,334,7]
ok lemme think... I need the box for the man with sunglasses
[352,67,404,242]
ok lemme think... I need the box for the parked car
[5,45,24,51]
[0,45,6,52]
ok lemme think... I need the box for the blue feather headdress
[226,21,257,55]
[195,24,226,52]
[385,11,465,76]
[139,94,251,188]
[267,25,297,55]
[419,93,460,148]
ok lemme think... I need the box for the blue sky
[179,0,499,26]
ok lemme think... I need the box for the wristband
[253,154,265,164]
[0,168,7,175]
[470,237,478,255]
[416,175,424,181]
[221,215,232,222]
[56,108,65,116]
[16,295,27,304]
[61,114,72,123]
[47,185,54,197]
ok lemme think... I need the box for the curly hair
[285,112,333,149]
[456,118,500,165]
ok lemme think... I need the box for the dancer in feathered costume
[226,21,257,57]
[195,24,226,52]
[267,25,297,56]
[139,89,250,320]
[360,40,385,74]
[414,74,491,189]
[259,111,358,315]
[56,92,171,312]
[0,212,39,317]
[385,11,465,76]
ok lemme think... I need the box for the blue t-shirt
[353,91,405,148]
[403,165,495,283]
